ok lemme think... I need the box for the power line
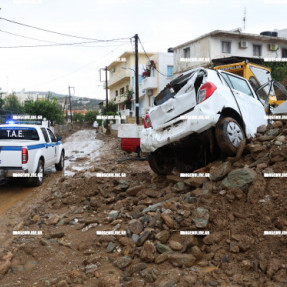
[138,37,168,77]
[0,29,130,48]
[0,40,130,49]
[34,41,129,87]
[0,29,59,44]
[0,17,131,42]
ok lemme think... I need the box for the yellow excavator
[214,60,287,114]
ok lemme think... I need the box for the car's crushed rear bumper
[140,106,220,152]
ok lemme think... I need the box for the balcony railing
[142,76,157,90]
[114,93,127,104]
[108,70,130,88]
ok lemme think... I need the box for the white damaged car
[140,67,268,175]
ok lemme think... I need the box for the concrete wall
[158,52,174,91]
[139,52,174,114]
[174,37,210,74]
[209,37,281,60]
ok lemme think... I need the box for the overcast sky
[0,0,286,100]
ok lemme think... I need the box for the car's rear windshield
[154,71,196,106]
[0,127,39,140]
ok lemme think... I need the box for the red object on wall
[121,138,140,153]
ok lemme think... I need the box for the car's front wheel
[148,147,175,175]
[215,117,245,156]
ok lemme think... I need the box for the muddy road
[0,129,103,213]
[0,129,111,259]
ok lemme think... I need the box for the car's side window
[41,128,50,143]
[221,73,233,89]
[226,74,254,97]
[47,129,57,142]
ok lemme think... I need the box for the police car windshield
[0,127,40,140]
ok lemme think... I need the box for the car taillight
[144,113,152,128]
[198,82,217,103]
[22,147,28,164]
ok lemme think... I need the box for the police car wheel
[55,151,64,171]
[31,159,44,186]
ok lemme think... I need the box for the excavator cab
[214,61,287,114]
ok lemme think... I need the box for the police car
[0,119,65,186]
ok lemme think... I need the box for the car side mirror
[56,136,62,141]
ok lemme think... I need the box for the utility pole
[68,86,74,123]
[65,96,68,121]
[134,34,139,125]
[105,66,108,112]
[99,67,109,112]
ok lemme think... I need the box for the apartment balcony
[142,76,157,90]
[114,93,127,105]
[108,70,130,88]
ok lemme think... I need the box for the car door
[221,72,267,137]
[40,127,54,167]
[47,128,58,164]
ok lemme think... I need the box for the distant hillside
[27,91,104,111]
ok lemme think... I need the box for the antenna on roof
[243,7,246,32]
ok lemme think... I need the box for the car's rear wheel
[55,151,65,171]
[31,159,44,186]
[215,117,245,156]
[148,147,174,175]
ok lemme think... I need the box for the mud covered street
[0,124,287,286]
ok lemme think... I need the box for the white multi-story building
[0,90,46,104]
[173,28,287,75]
[140,52,174,115]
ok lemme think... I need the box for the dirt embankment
[0,123,287,286]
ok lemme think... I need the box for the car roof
[0,124,42,128]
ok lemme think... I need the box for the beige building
[107,51,154,114]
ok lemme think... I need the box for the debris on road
[1,123,287,286]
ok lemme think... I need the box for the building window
[120,87,125,95]
[115,90,118,97]
[282,48,287,58]
[167,65,173,77]
[221,41,231,53]
[183,47,190,58]
[139,75,143,84]
[253,45,262,57]
[126,85,129,91]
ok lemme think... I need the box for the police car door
[47,128,58,164]
[41,127,54,167]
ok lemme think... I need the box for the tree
[123,90,133,110]
[101,101,118,115]
[264,62,287,82]
[0,98,4,109]
[84,110,99,124]
[24,98,64,124]
[73,112,85,124]
[4,94,23,113]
